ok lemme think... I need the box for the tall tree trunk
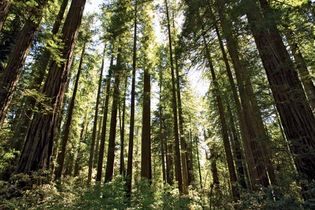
[88,45,106,184]
[171,11,189,193]
[165,0,183,193]
[196,136,203,189]
[104,51,122,183]
[126,0,137,197]
[201,30,239,200]
[74,111,88,177]
[214,0,270,188]
[0,0,11,31]
[141,65,151,180]
[0,0,48,126]
[166,136,174,185]
[54,42,86,181]
[30,0,69,92]
[9,0,69,147]
[286,34,315,112]
[187,120,195,185]
[94,115,103,167]
[119,76,128,176]
[159,67,167,183]
[95,54,114,182]
[246,0,315,196]
[16,0,86,174]
[211,6,253,190]
[226,99,247,189]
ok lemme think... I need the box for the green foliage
[132,179,156,209]
[76,176,127,210]
[237,187,303,210]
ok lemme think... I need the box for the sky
[84,0,208,98]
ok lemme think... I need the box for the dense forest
[0,0,314,209]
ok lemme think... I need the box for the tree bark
[104,51,122,183]
[201,29,239,200]
[94,115,103,167]
[165,0,183,193]
[246,0,315,196]
[196,136,203,189]
[119,76,128,176]
[16,0,86,174]
[226,99,247,189]
[9,0,69,147]
[286,34,315,112]
[88,45,106,184]
[159,66,167,183]
[95,54,114,182]
[30,0,69,92]
[141,65,151,180]
[0,0,48,126]
[126,0,137,197]
[54,42,86,181]
[214,0,270,188]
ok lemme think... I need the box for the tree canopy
[0,0,315,209]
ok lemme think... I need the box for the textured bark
[214,0,270,188]
[287,34,315,112]
[246,0,315,191]
[9,0,69,147]
[141,65,151,180]
[94,116,103,167]
[0,0,11,31]
[201,29,239,200]
[119,76,128,176]
[187,122,195,185]
[88,45,105,184]
[54,43,86,181]
[95,54,114,182]
[226,100,247,189]
[0,0,48,126]
[171,13,189,193]
[159,67,167,183]
[104,51,122,183]
[165,136,174,185]
[16,0,86,174]
[30,0,69,91]
[165,0,183,193]
[126,0,137,197]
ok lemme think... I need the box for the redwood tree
[0,0,49,126]
[245,0,315,194]
[16,0,86,174]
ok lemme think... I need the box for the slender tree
[201,27,239,200]
[126,0,138,197]
[88,45,106,184]
[104,49,122,183]
[164,0,183,193]
[54,42,86,181]
[95,53,114,182]
[119,76,128,176]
